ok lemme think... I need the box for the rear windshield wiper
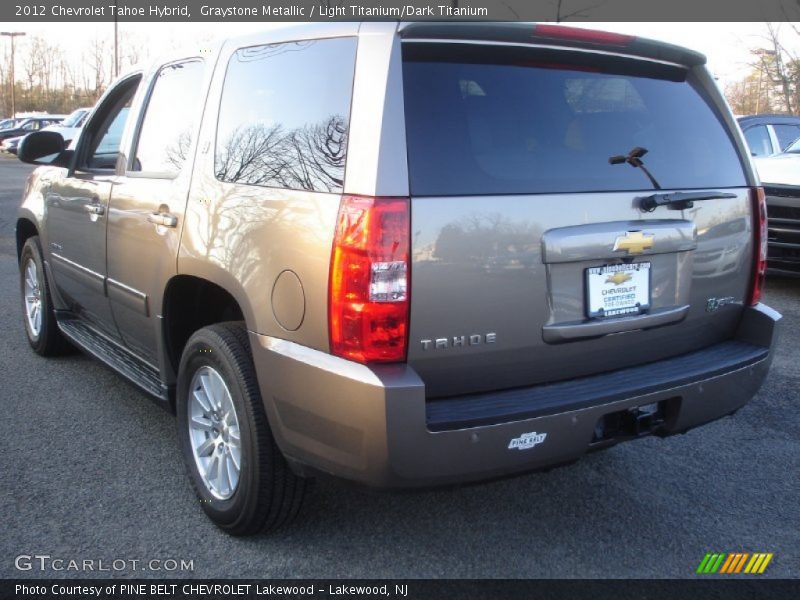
[639,191,737,212]
[609,147,662,190]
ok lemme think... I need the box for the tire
[176,322,309,535]
[19,236,70,356]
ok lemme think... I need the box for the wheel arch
[161,273,251,386]
[15,216,39,263]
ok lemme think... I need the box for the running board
[57,318,169,403]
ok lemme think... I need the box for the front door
[45,74,141,338]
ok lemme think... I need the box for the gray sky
[3,21,797,88]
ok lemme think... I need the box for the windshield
[403,44,746,195]
[784,137,800,154]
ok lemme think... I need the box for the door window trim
[71,72,143,177]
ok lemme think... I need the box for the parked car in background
[4,109,91,153]
[738,114,800,158]
[1,136,24,154]
[753,137,800,186]
[44,107,91,145]
[16,22,780,535]
[752,138,800,275]
[2,108,92,155]
[0,116,65,143]
[0,118,23,130]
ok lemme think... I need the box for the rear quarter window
[403,44,747,196]
[215,37,357,193]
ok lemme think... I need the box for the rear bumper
[250,303,781,488]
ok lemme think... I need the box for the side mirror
[17,131,70,167]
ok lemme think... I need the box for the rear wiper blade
[639,191,737,212]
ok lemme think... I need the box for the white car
[2,108,91,155]
[0,135,22,154]
[40,107,91,145]
[751,138,800,276]
[753,138,800,186]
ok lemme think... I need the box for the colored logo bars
[696,553,773,574]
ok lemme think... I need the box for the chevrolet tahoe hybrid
[16,22,780,535]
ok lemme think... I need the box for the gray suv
[16,22,780,535]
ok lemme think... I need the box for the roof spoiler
[398,23,706,68]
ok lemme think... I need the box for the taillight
[749,187,767,305]
[329,195,410,363]
[533,24,635,46]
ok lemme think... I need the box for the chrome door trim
[50,252,105,295]
[107,277,149,317]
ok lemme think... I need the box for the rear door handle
[148,212,178,228]
[84,204,105,216]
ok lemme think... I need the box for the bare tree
[764,23,798,114]
[728,23,800,116]
[86,35,110,95]
[118,30,148,69]
[0,30,119,113]
[214,115,349,193]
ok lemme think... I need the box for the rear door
[401,42,754,398]
[106,58,206,361]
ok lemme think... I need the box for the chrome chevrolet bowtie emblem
[613,231,654,256]
[605,271,633,285]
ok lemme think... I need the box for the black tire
[176,322,309,535]
[19,236,70,356]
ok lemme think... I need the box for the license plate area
[586,262,651,319]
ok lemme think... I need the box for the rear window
[215,37,357,193]
[403,44,746,196]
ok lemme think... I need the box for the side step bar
[57,318,170,403]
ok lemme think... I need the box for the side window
[132,59,206,174]
[772,124,800,151]
[95,107,131,157]
[21,121,37,131]
[80,75,141,171]
[215,37,358,193]
[743,125,772,157]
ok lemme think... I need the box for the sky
[2,21,797,89]
[574,22,794,86]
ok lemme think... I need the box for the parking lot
[0,155,797,579]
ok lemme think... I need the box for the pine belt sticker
[508,432,547,450]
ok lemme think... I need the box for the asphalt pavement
[0,156,797,579]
